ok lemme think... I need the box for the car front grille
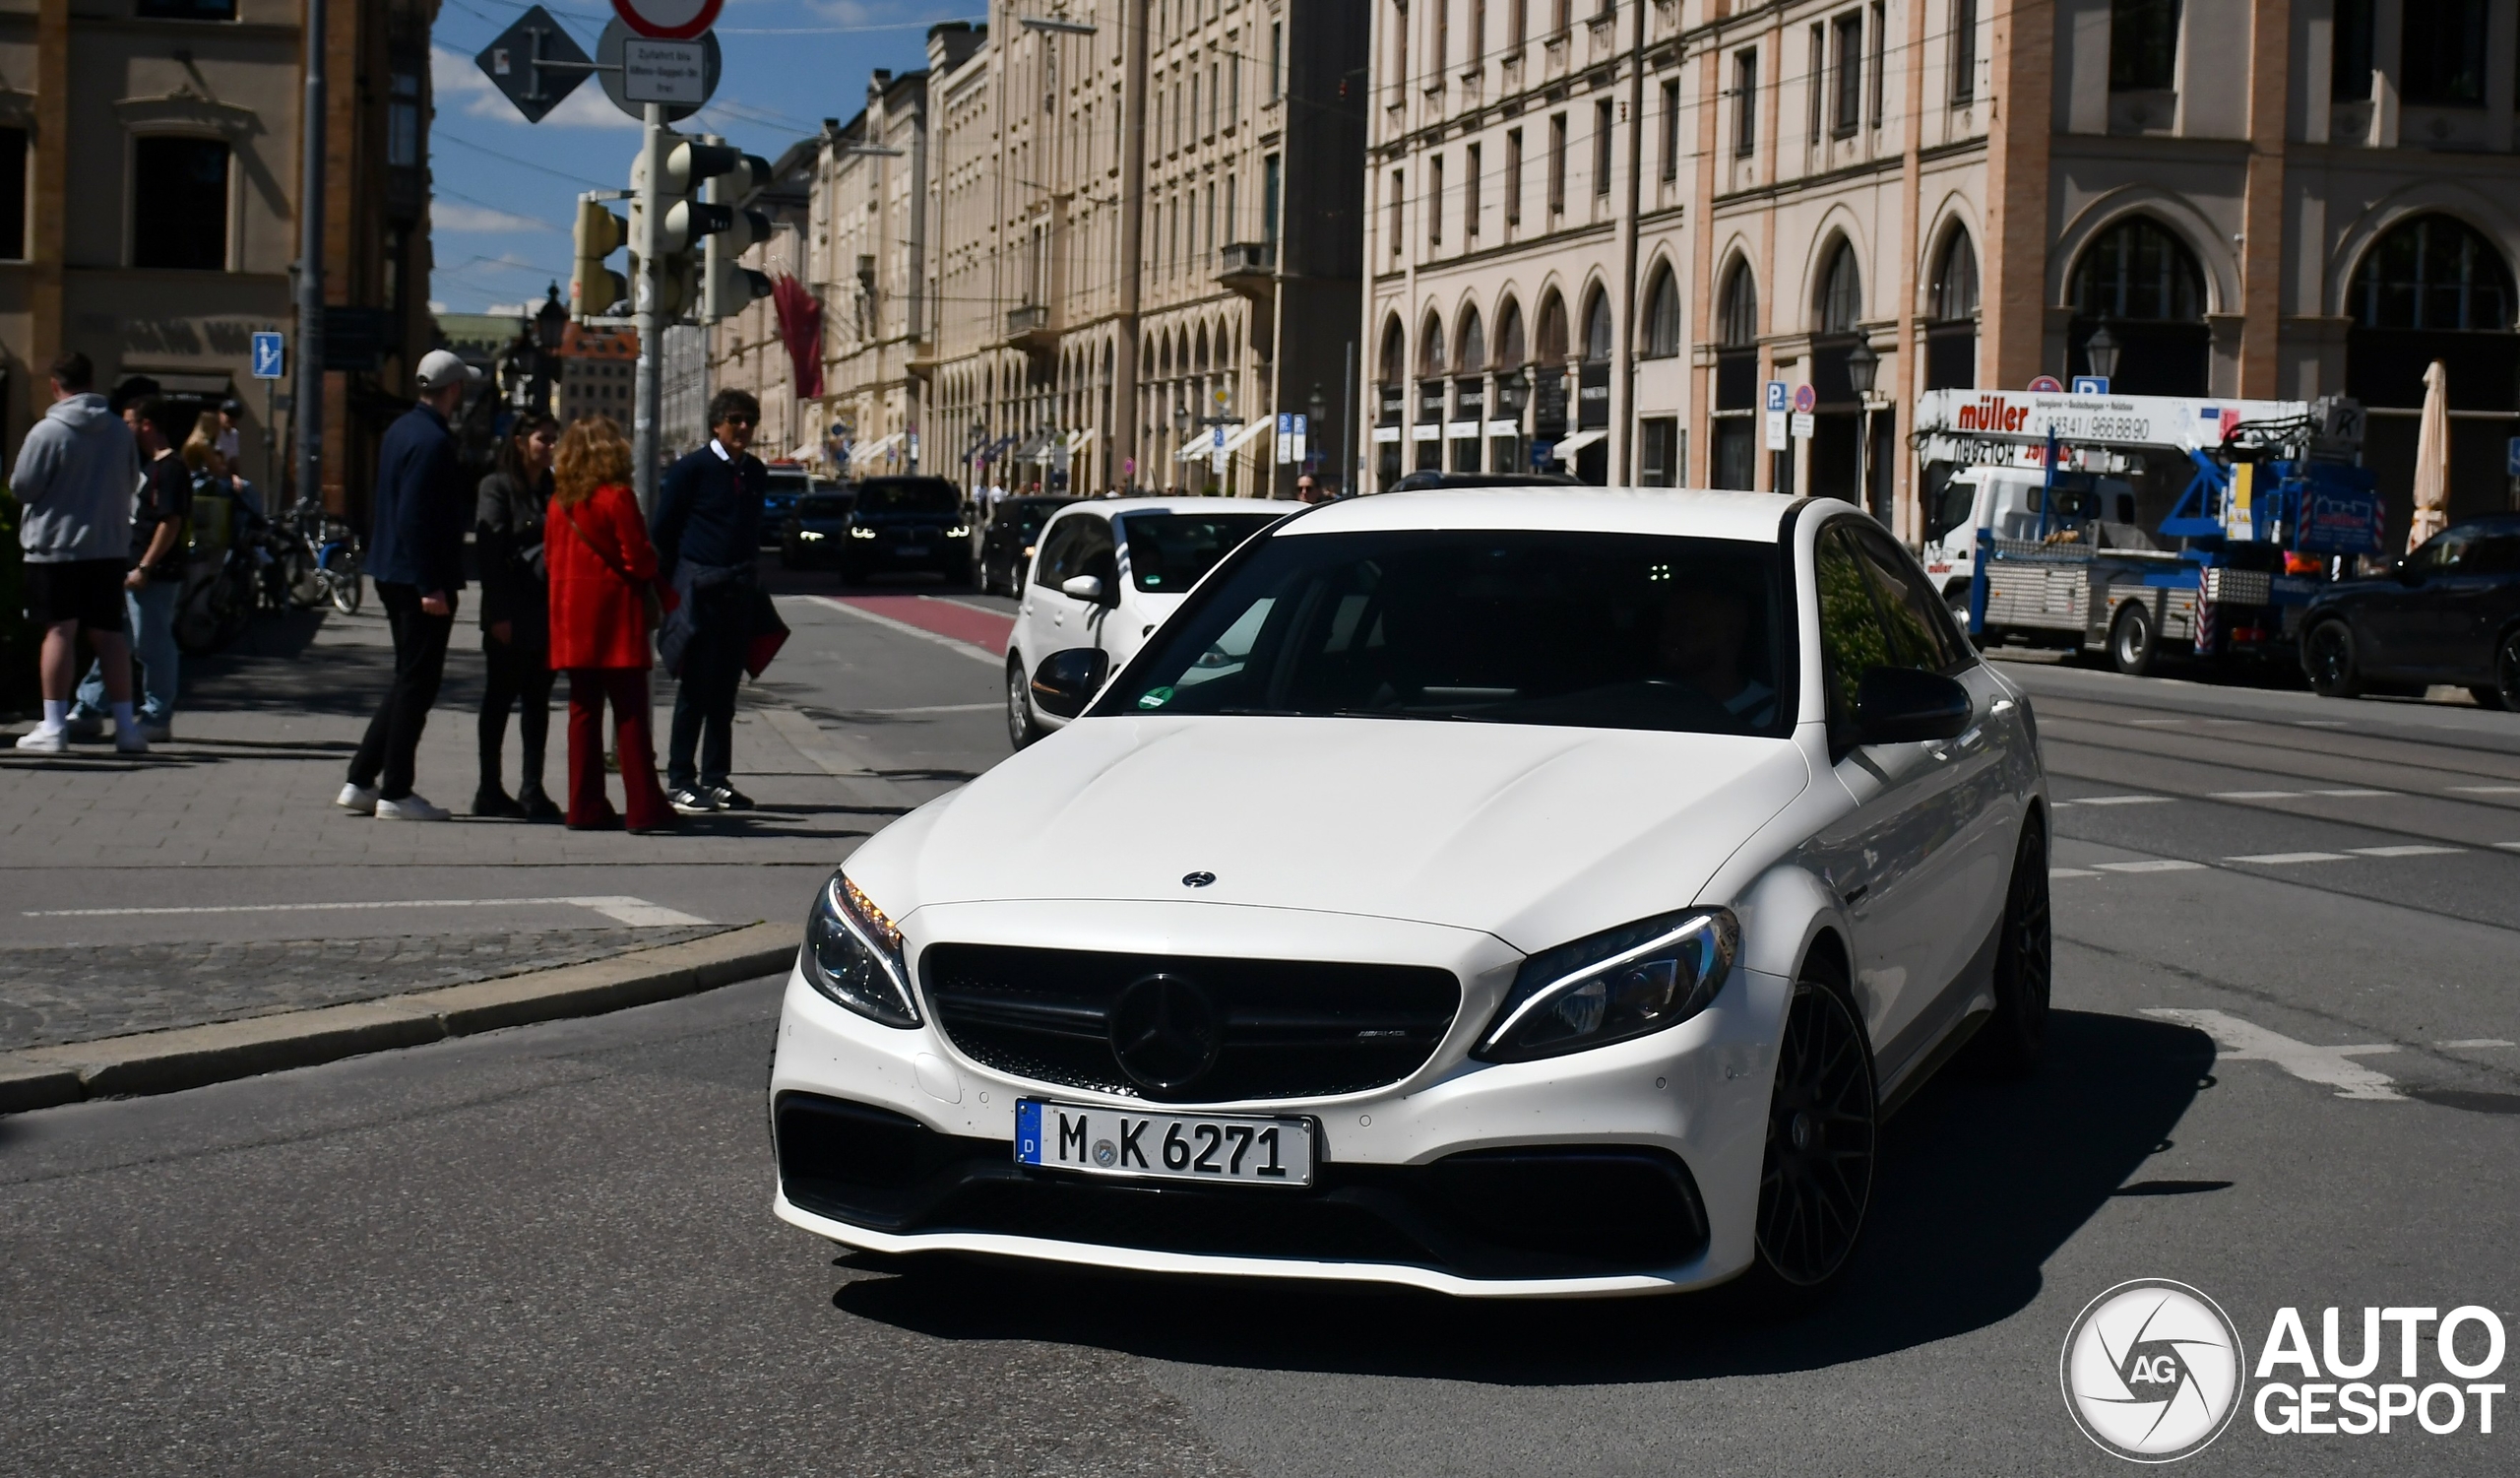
[921,944,1462,1103]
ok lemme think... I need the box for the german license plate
[895,545,929,557]
[1015,1099,1314,1187]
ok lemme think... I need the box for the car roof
[1280,487,1798,544]
[1051,496,1292,521]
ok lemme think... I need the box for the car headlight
[800,871,919,1027]
[1021,545,1036,558]
[1474,909,1737,1062]
[849,526,878,540]
[945,525,969,539]
[799,530,825,542]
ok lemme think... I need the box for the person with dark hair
[473,414,561,818]
[215,398,245,467]
[338,349,480,820]
[13,353,146,753]
[650,387,765,813]
[63,398,188,741]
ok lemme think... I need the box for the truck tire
[2300,619,2362,699]
[2109,601,2158,676]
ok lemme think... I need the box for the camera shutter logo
[2061,1279,2247,1462]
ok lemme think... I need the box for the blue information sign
[250,332,285,380]
[1764,380,1789,414]
[2072,375,2110,396]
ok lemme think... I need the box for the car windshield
[765,474,809,497]
[1102,530,1790,737]
[857,479,959,514]
[1122,512,1281,593]
[797,494,851,518]
[1004,499,1073,536]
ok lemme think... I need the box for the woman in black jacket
[475,415,561,818]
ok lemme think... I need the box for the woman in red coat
[545,417,675,832]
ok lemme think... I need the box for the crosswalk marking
[2095,860,2208,873]
[2226,852,2350,865]
[2450,785,2520,794]
[2439,1039,2517,1050]
[2347,844,2466,858]
[2048,867,2101,879]
[2210,790,2303,800]
[2308,789,2394,798]
[2058,795,2174,807]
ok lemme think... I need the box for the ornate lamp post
[1846,339,1881,517]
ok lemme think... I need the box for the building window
[1583,290,1612,362]
[1389,168,1404,255]
[1929,229,1980,320]
[132,136,229,270]
[1510,0,1528,48]
[1471,0,1487,69]
[1867,3,1886,126]
[1465,142,1481,238]
[2072,217,2204,321]
[1638,418,1680,487]
[2350,215,2515,331]
[1926,229,1980,390]
[1806,26,1825,142]
[136,0,237,19]
[1428,152,1444,246]
[1642,265,1681,357]
[2109,0,2179,93]
[1432,0,1448,76]
[1505,128,1524,225]
[389,71,422,168]
[1817,239,1862,335]
[1228,51,1240,123]
[1951,0,1979,103]
[1831,12,1862,135]
[1547,111,1567,213]
[0,127,25,261]
[1659,79,1679,181]
[2402,1,2488,106]
[1263,152,1281,245]
[2330,0,2372,101]
[1719,262,1759,347]
[1593,99,1612,196]
[1732,48,1757,158]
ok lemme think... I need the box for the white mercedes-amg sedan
[769,488,2050,1301]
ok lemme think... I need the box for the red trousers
[565,669,671,830]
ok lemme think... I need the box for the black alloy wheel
[2110,601,2158,676]
[1963,818,2052,1077]
[1005,657,1040,749]
[2301,619,2362,699]
[2490,630,2520,712]
[1751,963,1878,1298]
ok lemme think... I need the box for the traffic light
[705,205,773,320]
[625,136,776,321]
[570,196,629,319]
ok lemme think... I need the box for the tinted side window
[1073,517,1118,588]
[1851,526,1966,672]
[1034,518,1087,587]
[2467,534,2520,575]
[1815,527,1895,744]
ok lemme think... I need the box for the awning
[1064,426,1098,451]
[1547,428,1608,461]
[1221,418,1269,453]
[850,433,902,465]
[1014,431,1054,462]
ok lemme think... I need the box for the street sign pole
[294,0,325,518]
[633,101,664,514]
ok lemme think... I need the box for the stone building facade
[0,0,439,516]
[1364,0,2520,543]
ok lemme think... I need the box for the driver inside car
[1658,577,1777,730]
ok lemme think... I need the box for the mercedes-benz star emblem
[1107,972,1225,1093]
[1181,870,1216,888]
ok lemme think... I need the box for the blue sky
[427,0,976,314]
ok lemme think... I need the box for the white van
[1919,465,2135,616]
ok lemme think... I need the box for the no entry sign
[611,0,720,40]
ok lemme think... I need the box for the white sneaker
[336,782,380,814]
[62,712,104,740]
[113,726,150,755]
[15,725,68,753]
[375,793,451,821]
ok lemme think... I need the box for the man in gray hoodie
[14,352,145,753]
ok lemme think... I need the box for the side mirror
[1854,668,1973,746]
[1059,574,1105,603]
[1030,647,1111,720]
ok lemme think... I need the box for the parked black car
[779,489,857,570]
[2300,515,2520,708]
[840,476,969,581]
[762,464,815,546]
[973,494,1077,595]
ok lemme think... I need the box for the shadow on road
[830,1009,2215,1382]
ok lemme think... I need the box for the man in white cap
[337,348,479,820]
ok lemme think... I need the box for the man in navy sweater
[338,350,479,820]
[652,388,766,812]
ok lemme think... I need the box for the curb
[0,921,798,1116]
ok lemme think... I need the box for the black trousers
[478,628,555,792]
[349,581,455,801]
[666,588,744,793]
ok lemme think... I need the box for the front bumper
[768,901,1789,1298]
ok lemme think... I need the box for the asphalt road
[5,637,2516,1476]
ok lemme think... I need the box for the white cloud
[433,200,554,233]
[427,299,450,314]
[431,43,637,131]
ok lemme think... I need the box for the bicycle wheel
[330,568,363,614]
[284,540,324,609]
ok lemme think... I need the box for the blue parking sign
[2071,375,2110,396]
[251,332,285,379]
[1765,380,1789,414]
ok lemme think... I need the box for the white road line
[2496,843,2520,852]
[2297,720,2349,728]
[2348,844,2466,858]
[2141,1007,2405,1101]
[2308,789,2395,798]
[2095,860,2208,873]
[2129,718,2187,727]
[2211,790,2304,800]
[842,702,1002,716]
[2438,1039,2516,1050]
[2063,795,2174,806]
[795,595,1002,668]
[23,896,712,928]
[2449,785,2520,794]
[2226,852,2351,865]
[2048,868,2101,878]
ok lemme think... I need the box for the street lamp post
[1846,339,1881,519]
[2084,323,2121,384]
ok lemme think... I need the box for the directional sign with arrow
[475,6,595,124]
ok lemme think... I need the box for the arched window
[2067,216,2209,394]
[1718,260,1759,346]
[1496,297,1527,366]
[1195,325,1211,371]
[1582,289,1612,361]
[1642,265,1681,357]
[1816,239,1862,335]
[1929,229,1980,321]
[2350,215,2515,332]
[1457,306,1486,373]
[1535,291,1569,365]
[2070,217,2205,321]
[1379,315,1407,382]
[1419,313,1447,376]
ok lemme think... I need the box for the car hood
[864,716,1811,952]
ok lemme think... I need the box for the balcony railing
[1217,240,1277,301]
[1004,303,1056,350]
